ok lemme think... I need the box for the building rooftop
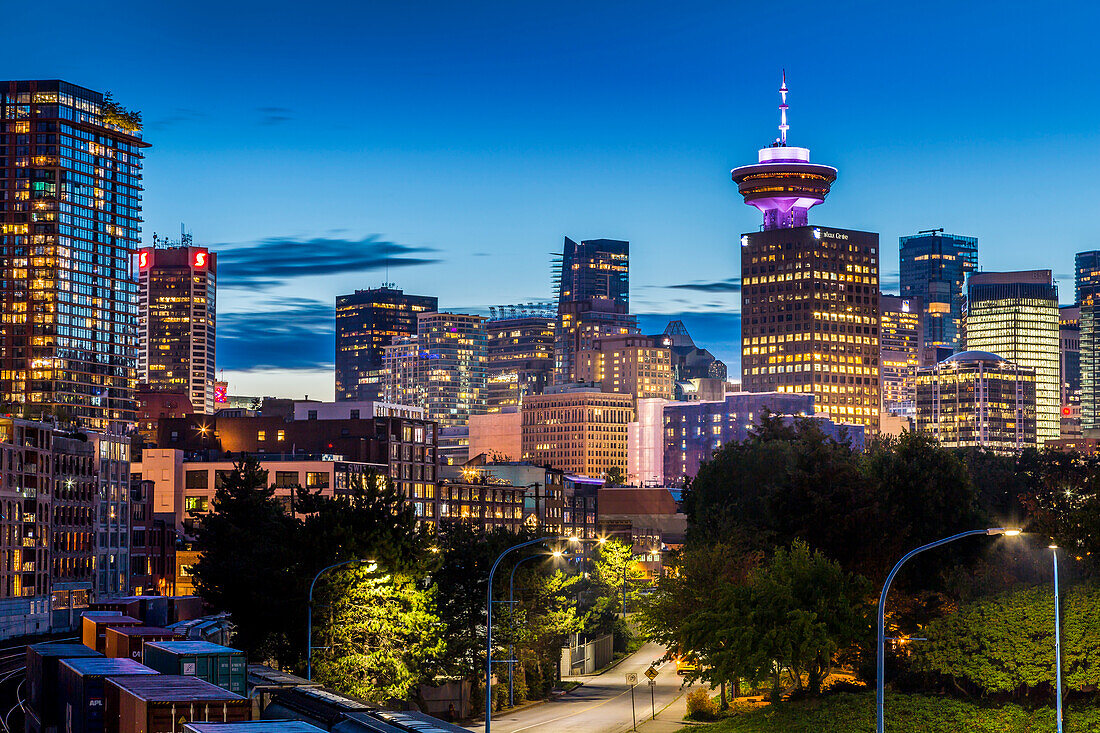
[941,350,1008,364]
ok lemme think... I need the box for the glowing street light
[876,528,1021,733]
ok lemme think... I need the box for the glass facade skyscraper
[966,270,1060,444]
[335,287,437,402]
[0,81,148,430]
[553,237,635,384]
[1076,251,1100,435]
[383,312,487,428]
[880,294,923,417]
[899,231,978,352]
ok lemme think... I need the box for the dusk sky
[7,1,1099,400]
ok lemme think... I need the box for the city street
[469,642,693,733]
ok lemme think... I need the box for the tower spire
[778,69,789,146]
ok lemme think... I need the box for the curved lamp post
[485,535,601,732]
[876,527,1020,733]
[506,551,559,707]
[307,557,376,680]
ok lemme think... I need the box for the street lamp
[876,527,1020,733]
[506,551,555,707]
[307,557,376,680]
[484,535,600,732]
[1051,544,1063,733]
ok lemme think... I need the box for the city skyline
[6,1,1100,400]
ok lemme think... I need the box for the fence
[560,633,614,676]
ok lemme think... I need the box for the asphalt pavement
[469,642,694,733]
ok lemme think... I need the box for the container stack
[83,614,143,653]
[105,626,184,661]
[141,641,247,695]
[58,657,158,733]
[105,675,251,733]
[25,642,103,733]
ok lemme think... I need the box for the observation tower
[731,73,837,230]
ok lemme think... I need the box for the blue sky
[6,1,1099,400]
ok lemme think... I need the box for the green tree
[914,582,1100,698]
[1020,449,1100,571]
[638,543,760,698]
[590,539,647,617]
[861,431,982,583]
[432,525,534,679]
[682,415,877,575]
[515,568,583,697]
[313,564,445,702]
[191,456,299,665]
[605,465,627,486]
[744,541,871,695]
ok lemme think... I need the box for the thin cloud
[218,298,334,371]
[215,235,441,289]
[667,278,742,293]
[145,107,205,131]
[257,106,293,125]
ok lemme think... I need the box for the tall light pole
[506,551,559,707]
[308,557,376,680]
[876,528,1020,733]
[1051,544,1063,733]
[485,534,598,732]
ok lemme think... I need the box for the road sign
[626,672,638,685]
[645,665,659,681]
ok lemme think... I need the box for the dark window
[184,471,207,490]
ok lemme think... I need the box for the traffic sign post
[626,673,638,730]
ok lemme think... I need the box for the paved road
[469,642,691,733]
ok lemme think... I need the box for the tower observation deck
[731,73,837,230]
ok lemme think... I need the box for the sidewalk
[634,683,705,733]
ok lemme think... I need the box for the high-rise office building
[383,312,487,427]
[899,230,978,353]
[555,237,629,308]
[966,270,1060,444]
[1060,305,1081,438]
[575,334,674,400]
[485,305,555,411]
[915,351,1037,452]
[0,81,148,430]
[1076,252,1100,436]
[880,294,924,417]
[137,241,216,413]
[733,76,880,432]
[335,287,437,402]
[553,237,635,384]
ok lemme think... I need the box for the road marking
[502,678,681,733]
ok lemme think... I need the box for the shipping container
[83,614,142,653]
[58,657,158,733]
[134,597,170,627]
[26,642,103,727]
[168,597,204,624]
[141,642,246,696]
[105,627,184,661]
[89,600,141,619]
[184,724,324,733]
[107,676,250,733]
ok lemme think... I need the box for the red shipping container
[82,614,142,652]
[107,675,250,733]
[105,626,184,661]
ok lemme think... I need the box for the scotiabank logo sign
[193,250,208,268]
[138,250,151,269]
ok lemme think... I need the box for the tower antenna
[778,70,789,146]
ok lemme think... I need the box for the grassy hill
[680,692,1100,733]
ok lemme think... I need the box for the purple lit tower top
[731,72,837,230]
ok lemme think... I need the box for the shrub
[686,687,719,720]
[914,582,1100,698]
